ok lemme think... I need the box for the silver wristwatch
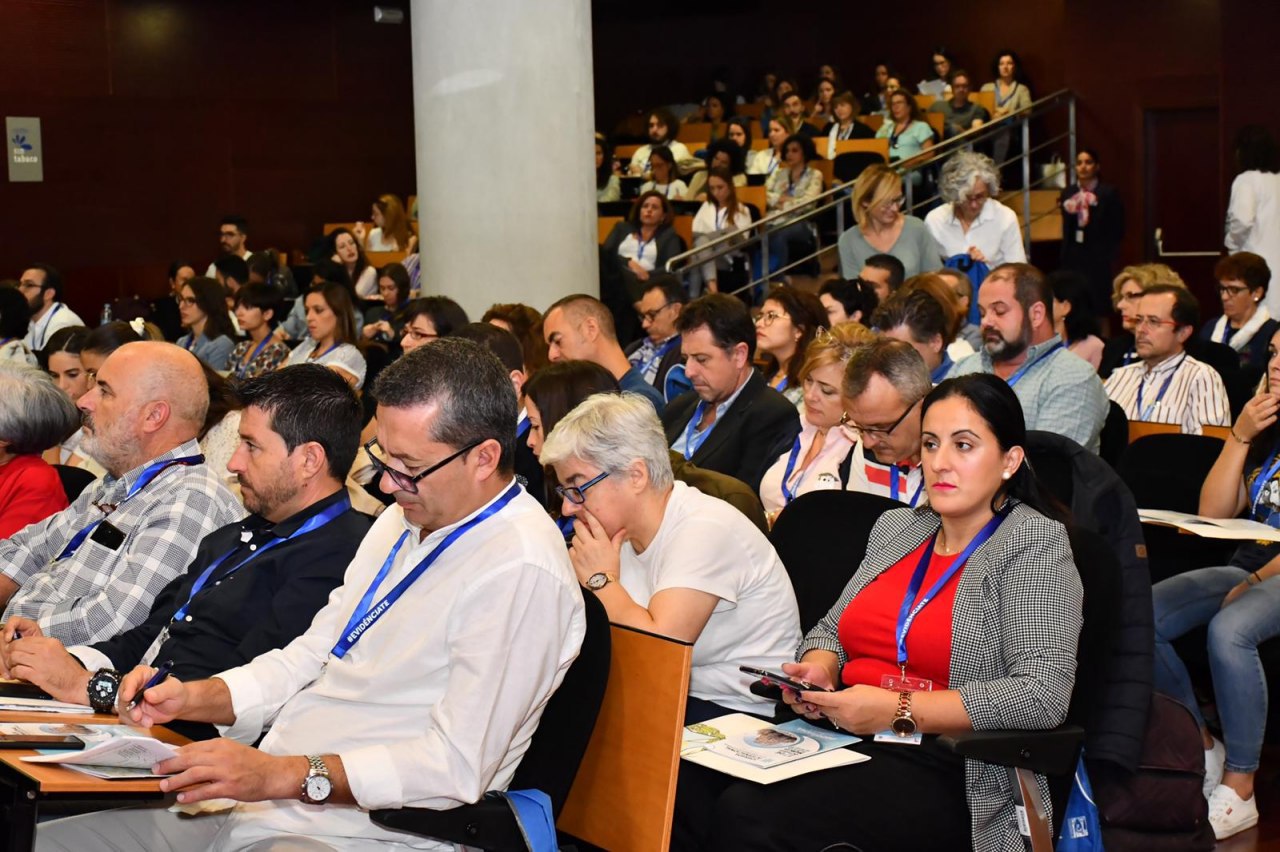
[300,755,332,804]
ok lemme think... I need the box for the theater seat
[52,464,96,503]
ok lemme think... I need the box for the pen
[124,660,175,713]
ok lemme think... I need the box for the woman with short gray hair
[540,391,801,719]
[925,151,1026,284]
[0,364,82,537]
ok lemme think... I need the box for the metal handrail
[662,89,1077,299]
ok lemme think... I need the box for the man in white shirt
[925,150,1026,270]
[204,214,251,277]
[948,263,1110,452]
[841,338,932,506]
[18,264,84,352]
[628,107,699,177]
[37,339,587,852]
[1105,284,1230,434]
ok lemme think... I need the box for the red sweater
[0,455,68,538]
[837,538,959,689]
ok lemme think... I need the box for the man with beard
[0,342,241,645]
[0,365,371,735]
[948,262,1110,452]
[17,264,84,352]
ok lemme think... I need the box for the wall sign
[7,117,43,182]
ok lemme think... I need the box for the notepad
[1138,509,1280,542]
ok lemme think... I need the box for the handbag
[1056,753,1104,851]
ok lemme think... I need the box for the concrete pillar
[410,0,597,318]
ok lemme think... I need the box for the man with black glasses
[627,275,686,396]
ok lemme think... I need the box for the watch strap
[300,754,331,804]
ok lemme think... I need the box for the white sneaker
[1203,738,1225,799]
[1208,784,1259,840]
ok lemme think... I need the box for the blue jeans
[1152,565,1280,773]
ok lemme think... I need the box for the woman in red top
[0,364,81,538]
[682,374,1082,852]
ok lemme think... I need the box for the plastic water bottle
[100,302,112,325]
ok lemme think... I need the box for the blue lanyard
[895,509,1007,668]
[931,352,954,384]
[1250,448,1280,520]
[774,376,789,392]
[310,341,341,360]
[780,437,805,505]
[183,335,197,352]
[715,207,727,230]
[170,498,350,624]
[235,336,274,379]
[889,465,924,507]
[635,234,653,266]
[683,401,718,459]
[330,483,520,659]
[1006,342,1063,387]
[56,456,205,561]
[766,152,779,175]
[1136,354,1187,421]
[640,337,678,378]
[34,304,63,350]
[517,415,531,439]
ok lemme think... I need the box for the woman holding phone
[677,374,1082,852]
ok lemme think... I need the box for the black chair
[1098,401,1128,470]
[768,490,900,634]
[940,527,1124,848]
[369,588,611,850]
[52,464,96,503]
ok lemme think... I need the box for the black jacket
[624,335,684,394]
[88,490,372,739]
[661,371,801,493]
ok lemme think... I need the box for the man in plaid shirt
[0,342,241,645]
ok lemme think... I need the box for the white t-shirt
[353,266,379,299]
[639,180,689,200]
[618,481,801,713]
[617,232,661,272]
[286,340,368,390]
[366,228,401,252]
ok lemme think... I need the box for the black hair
[642,273,686,307]
[0,287,30,338]
[864,254,906,289]
[595,133,614,190]
[39,325,89,367]
[378,262,412,308]
[726,116,753,148]
[82,320,143,355]
[1047,270,1101,344]
[373,337,517,474]
[25,263,63,301]
[238,363,362,480]
[923,373,1060,518]
[1143,283,1200,331]
[675,293,757,360]
[246,251,276,282]
[312,258,353,293]
[648,107,679,142]
[819,277,879,322]
[872,288,949,345]
[167,260,195,280]
[522,360,619,440]
[214,254,250,287]
[183,277,236,341]
[402,296,470,338]
[648,145,677,179]
[233,283,284,327]
[451,322,525,374]
[326,228,370,287]
[219,214,248,234]
[704,137,747,176]
[990,49,1026,83]
[1235,125,1280,174]
[782,133,818,163]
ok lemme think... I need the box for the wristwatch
[300,755,333,805]
[585,572,617,591]
[87,669,123,715]
[890,691,917,737]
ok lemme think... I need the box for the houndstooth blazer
[799,500,1083,852]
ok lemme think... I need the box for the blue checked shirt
[0,440,242,645]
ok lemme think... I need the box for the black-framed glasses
[847,397,919,440]
[555,471,610,505]
[1218,284,1251,298]
[363,438,481,494]
[638,302,674,323]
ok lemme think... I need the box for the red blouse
[837,538,960,689]
[0,454,68,539]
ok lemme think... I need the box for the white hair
[540,392,674,491]
[0,363,80,455]
[938,150,1001,204]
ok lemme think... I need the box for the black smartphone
[89,521,126,551]
[739,666,834,694]
[0,682,52,701]
[0,735,85,750]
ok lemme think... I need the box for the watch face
[891,716,917,736]
[305,775,332,802]
[586,573,607,590]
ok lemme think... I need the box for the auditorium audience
[176,277,236,371]
[1226,126,1280,317]
[950,263,1110,452]
[213,254,249,304]
[154,260,196,341]
[353,193,415,253]
[875,287,958,384]
[875,88,935,166]
[639,146,689,200]
[1202,252,1278,373]
[329,227,378,299]
[0,365,79,538]
[687,92,731,142]
[628,107,698,177]
[823,91,874,158]
[663,294,801,491]
[927,69,989,138]
[1152,332,1280,838]
[809,78,837,126]
[43,339,586,851]
[818,276,879,326]
[18,264,83,352]
[0,286,36,366]
[842,338,931,505]
[361,262,411,347]
[1060,148,1125,318]
[1105,284,1230,434]
[0,342,241,645]
[690,374,1081,852]
[759,322,876,522]
[982,50,1032,173]
[204,215,250,278]
[272,259,353,344]
[600,191,686,308]
[522,360,619,466]
[399,295,469,354]
[483,302,547,374]
[765,134,824,273]
[925,151,1026,273]
[0,365,372,740]
[229,284,291,383]
[755,285,828,406]
[627,275,686,394]
[859,253,906,302]
[917,47,954,98]
[39,325,90,405]
[596,133,621,203]
[777,90,820,139]
[1045,270,1105,370]
[285,283,367,390]
[542,391,799,718]
[1099,263,1187,379]
[543,294,665,412]
[902,273,975,363]
[837,164,940,280]
[747,118,787,177]
[859,61,892,115]
[691,167,755,296]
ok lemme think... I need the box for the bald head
[122,343,209,430]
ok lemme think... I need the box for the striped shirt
[1103,351,1230,435]
[859,446,927,507]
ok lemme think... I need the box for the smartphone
[0,735,85,750]
[89,521,126,551]
[739,666,834,694]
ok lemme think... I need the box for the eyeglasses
[556,471,610,505]
[363,438,482,495]
[875,196,905,211]
[754,310,790,327]
[638,302,674,323]
[847,398,919,440]
[1218,285,1251,298]
[219,230,240,239]
[17,279,41,291]
[177,296,198,306]
[1133,316,1179,330]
